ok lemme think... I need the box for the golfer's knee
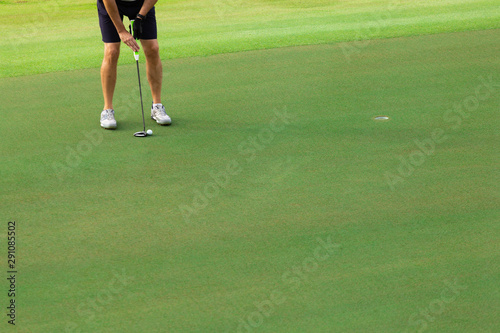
[143,43,160,59]
[103,45,120,63]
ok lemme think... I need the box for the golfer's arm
[102,0,127,33]
[138,0,158,17]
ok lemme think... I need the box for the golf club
[130,20,147,137]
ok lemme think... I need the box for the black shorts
[97,0,157,43]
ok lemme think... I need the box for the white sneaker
[100,109,117,129]
[151,104,171,125]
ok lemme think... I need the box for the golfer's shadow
[120,116,184,131]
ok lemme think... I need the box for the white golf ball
[147,129,153,135]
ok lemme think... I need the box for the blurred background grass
[2,0,500,77]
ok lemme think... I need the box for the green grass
[1,0,499,332]
[1,28,499,332]
[1,0,500,77]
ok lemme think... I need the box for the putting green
[1,27,499,332]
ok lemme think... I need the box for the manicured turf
[1,0,500,77]
[1,26,499,332]
[2,0,500,332]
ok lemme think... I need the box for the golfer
[97,0,171,129]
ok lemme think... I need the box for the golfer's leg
[101,42,121,110]
[141,39,162,104]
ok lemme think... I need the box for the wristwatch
[136,13,146,20]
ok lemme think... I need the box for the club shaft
[136,60,146,132]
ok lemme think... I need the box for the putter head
[134,131,147,137]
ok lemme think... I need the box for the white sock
[153,103,162,108]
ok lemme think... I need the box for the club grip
[130,20,139,60]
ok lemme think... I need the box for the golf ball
[147,129,153,135]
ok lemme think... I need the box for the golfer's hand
[119,31,140,52]
[132,17,143,39]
